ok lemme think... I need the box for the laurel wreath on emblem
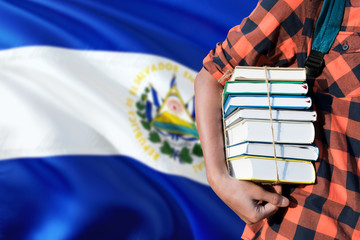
[135,87,203,164]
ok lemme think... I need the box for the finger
[262,190,289,207]
[253,187,286,221]
[262,184,282,194]
[273,184,282,195]
[246,197,279,223]
[253,186,289,207]
[258,201,280,219]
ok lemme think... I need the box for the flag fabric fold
[0,1,257,239]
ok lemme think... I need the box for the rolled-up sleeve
[203,0,314,82]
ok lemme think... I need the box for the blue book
[223,95,312,117]
[226,142,319,161]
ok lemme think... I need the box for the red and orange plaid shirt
[203,0,360,239]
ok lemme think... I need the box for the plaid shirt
[203,0,360,239]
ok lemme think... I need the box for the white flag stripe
[0,46,206,184]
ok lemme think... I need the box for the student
[195,0,360,239]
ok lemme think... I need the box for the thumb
[273,184,282,194]
[262,190,289,207]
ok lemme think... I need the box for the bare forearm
[194,68,289,224]
[194,68,228,186]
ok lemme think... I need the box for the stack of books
[222,66,318,184]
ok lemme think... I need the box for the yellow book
[227,156,315,184]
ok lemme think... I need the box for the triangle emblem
[151,85,198,138]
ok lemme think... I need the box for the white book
[226,142,319,161]
[225,108,317,128]
[225,119,315,145]
[228,156,316,184]
[224,81,308,96]
[229,66,306,82]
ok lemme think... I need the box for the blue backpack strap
[305,0,346,79]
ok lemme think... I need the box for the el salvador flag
[0,1,257,239]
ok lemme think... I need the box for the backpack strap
[305,0,346,80]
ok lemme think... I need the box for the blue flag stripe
[0,155,244,239]
[0,0,257,70]
[0,1,259,239]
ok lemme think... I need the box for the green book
[224,80,309,100]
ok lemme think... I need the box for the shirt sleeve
[203,0,313,82]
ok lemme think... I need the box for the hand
[209,173,289,224]
[194,68,289,224]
